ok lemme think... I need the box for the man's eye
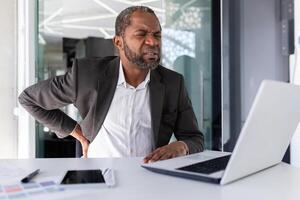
[136,32,146,36]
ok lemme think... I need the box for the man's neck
[121,58,149,88]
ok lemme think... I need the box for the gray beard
[123,40,160,70]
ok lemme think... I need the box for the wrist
[178,141,189,155]
[70,124,87,142]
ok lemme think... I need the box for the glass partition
[36,0,219,157]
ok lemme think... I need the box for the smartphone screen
[60,169,105,184]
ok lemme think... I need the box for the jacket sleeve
[18,59,79,138]
[174,75,205,154]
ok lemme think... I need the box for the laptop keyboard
[176,155,231,174]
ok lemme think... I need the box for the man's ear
[113,36,123,51]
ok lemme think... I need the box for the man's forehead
[128,11,161,30]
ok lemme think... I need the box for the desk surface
[1,157,300,200]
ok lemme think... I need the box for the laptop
[142,80,300,185]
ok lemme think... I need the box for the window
[36,0,221,157]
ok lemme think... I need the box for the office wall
[240,0,289,123]
[290,0,300,167]
[0,0,18,158]
[223,0,289,151]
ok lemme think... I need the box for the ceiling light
[39,8,63,28]
[93,0,118,15]
[98,28,112,38]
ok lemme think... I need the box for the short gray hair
[115,6,159,36]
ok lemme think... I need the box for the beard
[123,39,160,70]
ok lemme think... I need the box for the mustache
[142,47,160,55]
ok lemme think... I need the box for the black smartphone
[60,169,105,185]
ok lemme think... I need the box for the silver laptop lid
[221,80,300,185]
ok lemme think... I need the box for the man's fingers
[159,152,173,161]
[143,147,163,163]
[148,149,167,162]
[144,147,173,163]
[152,149,174,161]
[147,154,161,162]
[144,152,161,163]
[143,152,155,163]
[83,149,88,158]
[81,142,89,158]
[143,142,188,163]
[144,150,155,160]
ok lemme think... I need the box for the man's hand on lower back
[70,124,90,158]
[143,141,189,163]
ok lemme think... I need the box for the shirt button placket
[128,90,135,156]
[130,90,137,156]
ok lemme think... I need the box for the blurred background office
[0,0,299,166]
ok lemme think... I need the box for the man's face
[121,11,161,70]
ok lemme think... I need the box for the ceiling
[39,0,165,42]
[38,0,210,69]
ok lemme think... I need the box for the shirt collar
[118,60,150,89]
[117,60,126,86]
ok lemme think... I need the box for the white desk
[1,157,300,200]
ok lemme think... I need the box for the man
[19,6,204,163]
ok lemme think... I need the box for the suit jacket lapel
[150,69,165,147]
[91,57,120,141]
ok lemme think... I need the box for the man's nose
[145,35,160,46]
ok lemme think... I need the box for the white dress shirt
[88,62,154,158]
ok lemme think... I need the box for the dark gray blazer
[19,56,204,154]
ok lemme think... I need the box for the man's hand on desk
[143,141,189,163]
[70,124,90,158]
